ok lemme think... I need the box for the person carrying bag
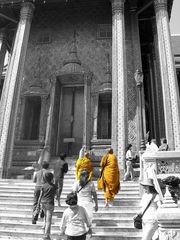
[133,194,156,229]
[72,170,98,225]
[134,178,162,240]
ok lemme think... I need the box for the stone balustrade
[157,185,180,240]
[141,151,180,181]
[141,151,180,238]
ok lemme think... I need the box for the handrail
[139,150,145,181]
[139,151,163,201]
[149,167,164,202]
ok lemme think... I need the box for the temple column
[111,0,127,166]
[39,78,56,165]
[154,0,180,150]
[83,73,91,150]
[152,19,165,139]
[130,2,142,71]
[0,2,35,178]
[16,96,26,140]
[39,95,47,142]
[147,52,157,138]
[0,28,7,79]
[130,2,143,152]
[92,94,99,140]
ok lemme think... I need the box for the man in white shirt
[149,139,158,153]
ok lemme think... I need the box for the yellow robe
[76,157,93,180]
[100,153,120,201]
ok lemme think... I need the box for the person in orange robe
[100,148,120,207]
[76,152,93,180]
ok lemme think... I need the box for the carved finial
[105,52,111,74]
[160,185,178,209]
[99,52,112,93]
[32,56,43,88]
[104,52,111,83]
[63,30,81,66]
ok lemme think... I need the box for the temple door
[97,94,112,139]
[58,86,84,156]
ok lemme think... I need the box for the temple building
[0,0,180,178]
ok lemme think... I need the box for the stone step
[0,200,139,208]
[92,232,141,239]
[0,229,141,239]
[0,208,138,218]
[0,195,141,204]
[0,185,140,192]
[0,177,141,240]
[0,222,141,232]
[0,184,140,191]
[0,199,140,206]
[0,183,140,191]
[0,179,140,185]
[0,191,140,197]
[0,189,139,196]
[0,213,136,224]
[12,161,35,167]
[0,203,140,211]
[0,205,137,217]
[0,236,141,240]
[0,182,139,190]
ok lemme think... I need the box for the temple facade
[0,0,180,178]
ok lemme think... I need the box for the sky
[170,0,180,35]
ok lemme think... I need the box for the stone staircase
[0,161,142,240]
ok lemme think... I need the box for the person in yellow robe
[100,148,120,207]
[76,152,93,180]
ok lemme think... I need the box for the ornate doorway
[97,93,112,139]
[57,85,84,156]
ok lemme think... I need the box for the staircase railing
[139,151,163,201]
[149,167,163,201]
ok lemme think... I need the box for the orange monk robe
[75,157,93,180]
[100,153,120,201]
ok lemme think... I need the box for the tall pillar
[111,0,127,166]
[0,28,7,79]
[0,2,35,178]
[130,3,143,152]
[154,0,180,150]
[39,95,47,142]
[16,96,26,140]
[130,2,142,71]
[83,73,91,149]
[152,18,165,139]
[92,94,99,140]
[39,78,56,165]
[147,53,157,138]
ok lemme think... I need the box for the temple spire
[63,30,81,66]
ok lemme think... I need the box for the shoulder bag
[133,194,156,229]
[77,180,90,193]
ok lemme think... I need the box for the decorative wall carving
[157,159,180,174]
[160,230,178,240]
